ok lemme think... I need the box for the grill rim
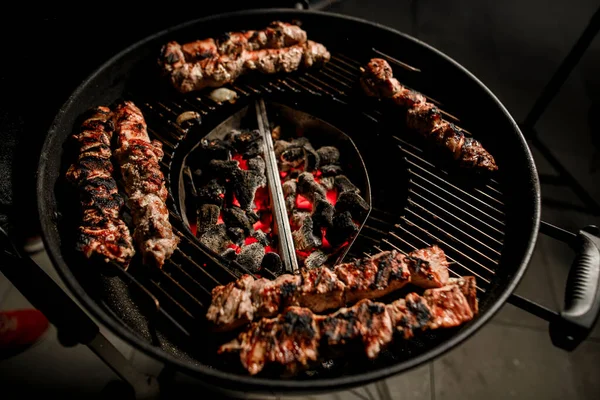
[36,8,541,394]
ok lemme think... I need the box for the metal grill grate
[115,49,506,337]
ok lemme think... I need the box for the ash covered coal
[184,128,278,275]
[274,129,369,270]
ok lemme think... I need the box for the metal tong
[255,98,299,274]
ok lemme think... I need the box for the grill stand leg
[520,6,600,216]
[88,334,161,400]
[0,228,160,400]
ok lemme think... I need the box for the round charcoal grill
[23,8,600,398]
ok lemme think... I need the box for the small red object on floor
[0,309,49,349]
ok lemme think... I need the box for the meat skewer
[65,106,136,267]
[160,21,308,68]
[112,101,180,269]
[360,58,498,172]
[161,41,330,94]
[158,22,330,94]
[206,245,450,332]
[219,276,478,376]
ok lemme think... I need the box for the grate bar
[399,141,504,206]
[403,207,499,269]
[156,268,205,310]
[305,72,347,95]
[167,260,212,297]
[408,189,503,247]
[319,67,355,87]
[398,217,494,281]
[388,229,491,286]
[409,180,505,237]
[148,280,195,320]
[381,237,484,293]
[371,48,422,72]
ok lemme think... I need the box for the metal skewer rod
[255,98,299,274]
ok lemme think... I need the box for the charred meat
[158,21,330,93]
[113,101,180,268]
[219,277,477,375]
[360,58,497,172]
[65,106,136,267]
[206,245,449,331]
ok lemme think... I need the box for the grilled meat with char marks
[360,58,497,172]
[113,101,179,268]
[158,21,330,94]
[65,106,136,267]
[160,21,308,70]
[206,245,449,332]
[219,277,477,375]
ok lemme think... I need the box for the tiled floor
[2,1,600,399]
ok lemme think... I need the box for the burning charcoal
[274,140,292,157]
[209,159,239,178]
[319,176,335,191]
[326,211,359,248]
[227,227,245,246]
[221,206,254,236]
[291,137,311,147]
[320,164,343,177]
[335,191,370,221]
[252,230,270,247]
[312,194,334,229]
[303,146,320,172]
[297,172,327,202]
[247,210,260,224]
[199,138,231,160]
[233,170,266,210]
[282,180,297,197]
[334,175,360,194]
[291,211,311,228]
[248,157,265,175]
[305,250,328,269]
[282,180,297,210]
[293,216,322,251]
[230,129,263,158]
[183,166,197,197]
[317,146,340,166]
[196,204,220,237]
[197,179,225,207]
[199,224,231,253]
[220,248,238,262]
[262,252,282,275]
[236,242,265,272]
[280,147,305,168]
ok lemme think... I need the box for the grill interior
[61,47,506,377]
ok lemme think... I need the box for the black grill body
[37,9,540,396]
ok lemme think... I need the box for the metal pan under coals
[176,99,372,276]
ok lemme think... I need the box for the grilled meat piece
[65,106,136,267]
[360,58,497,172]
[160,21,308,71]
[218,306,321,376]
[164,41,330,93]
[219,278,477,375]
[206,245,449,331]
[113,101,180,268]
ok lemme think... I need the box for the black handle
[549,225,600,350]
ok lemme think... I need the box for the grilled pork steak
[206,245,450,331]
[219,277,477,375]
